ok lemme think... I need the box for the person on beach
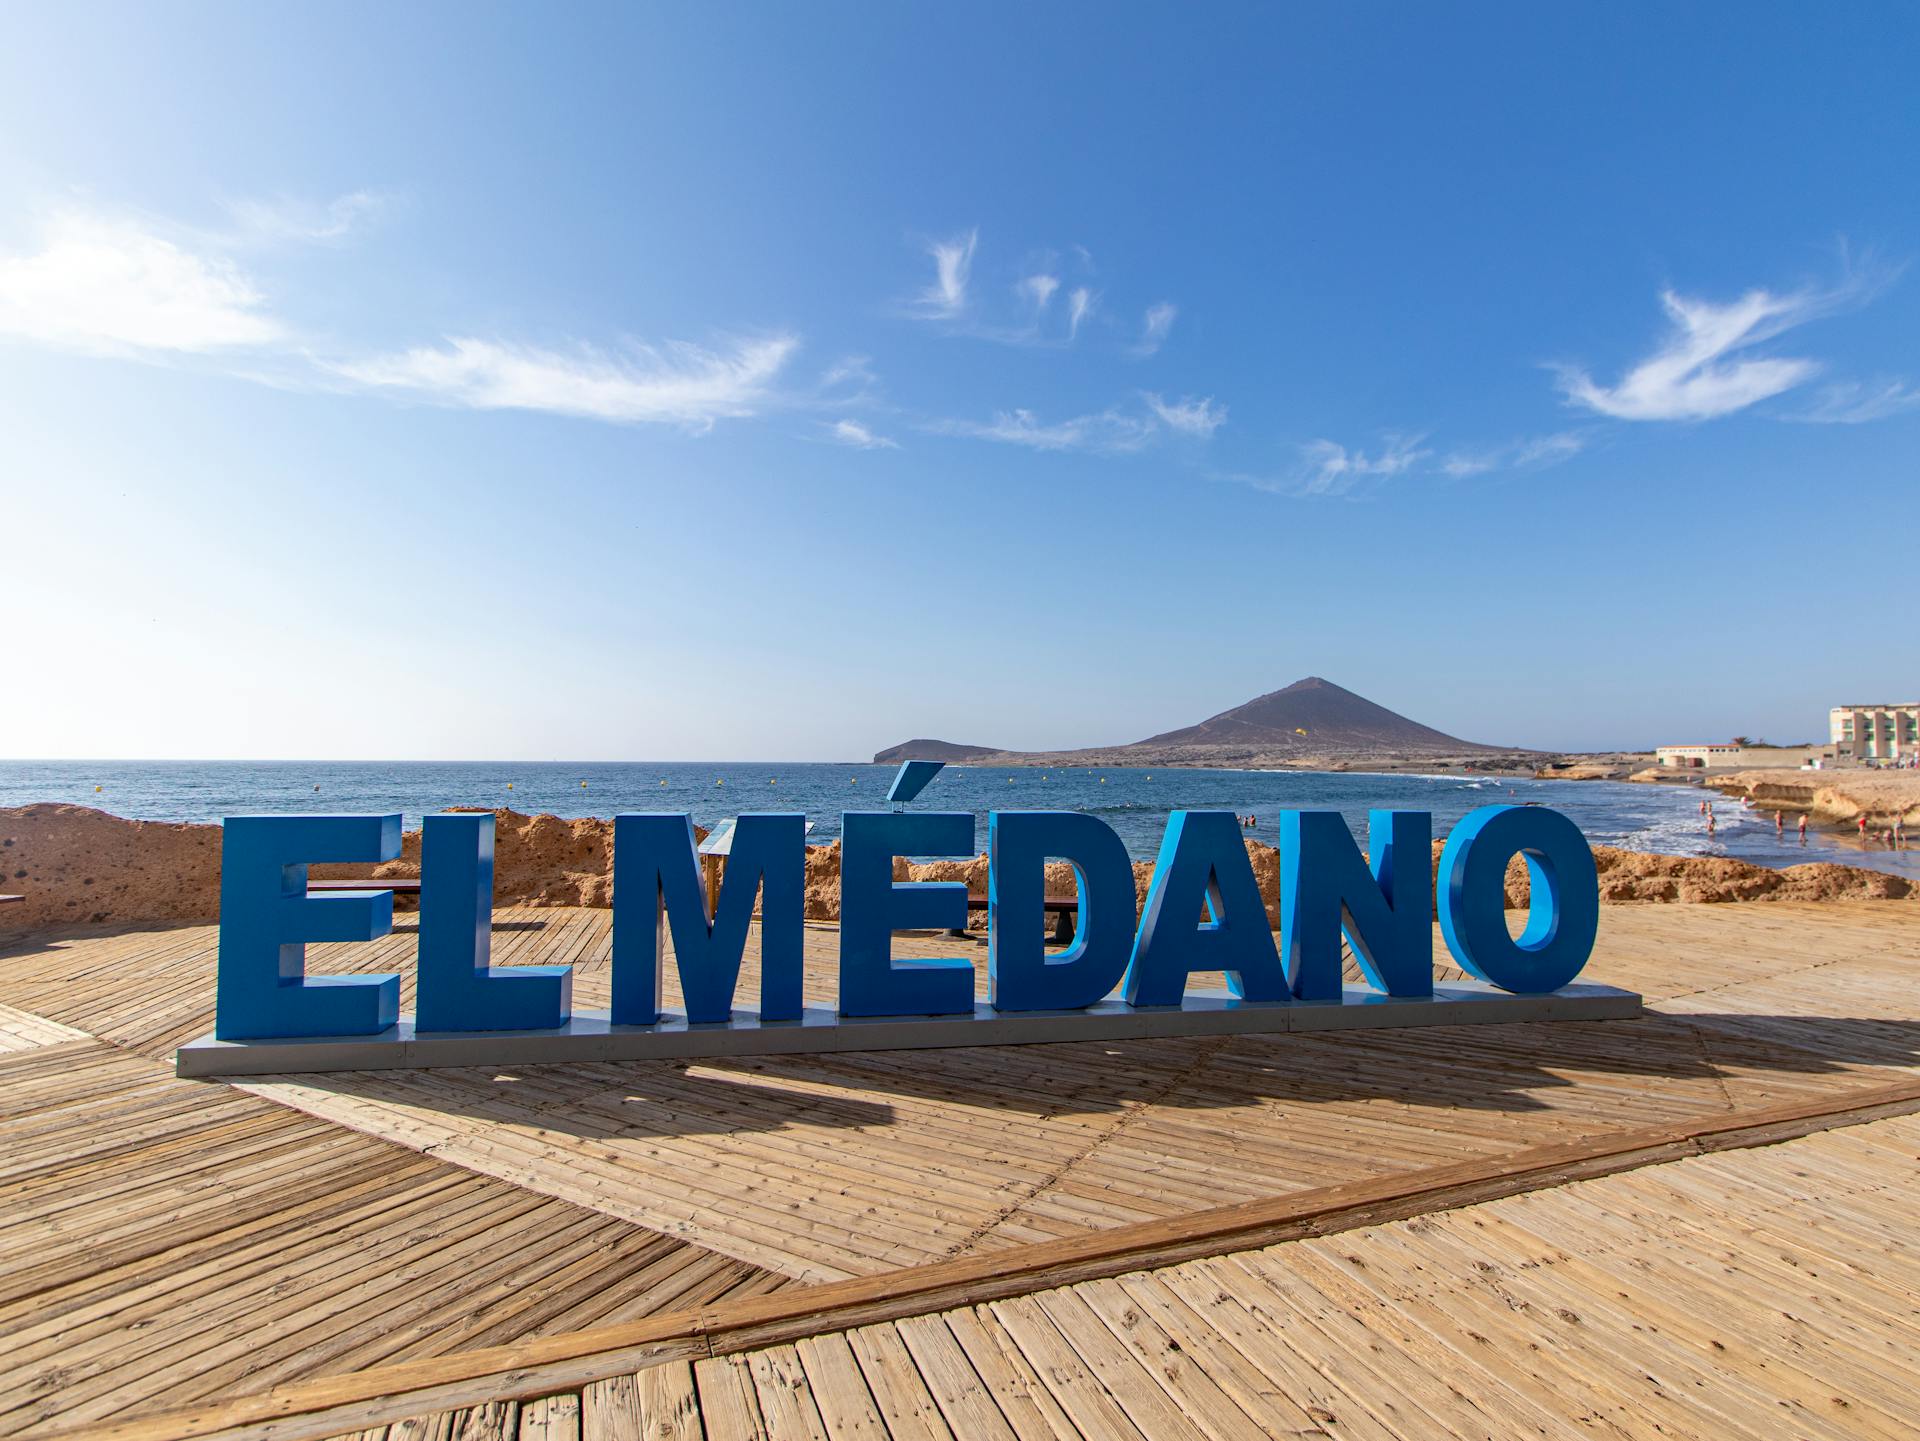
[1699,798,1707,816]
[1859,816,1869,838]
[1798,814,1808,845]
[1707,812,1716,837]
[1775,811,1784,837]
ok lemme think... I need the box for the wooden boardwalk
[0,900,1917,1435]
[299,1110,1920,1440]
[0,1035,785,1435]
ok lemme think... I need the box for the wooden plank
[514,1395,578,1441]
[886,1315,1017,1441]
[689,1356,761,1441]
[790,1333,886,1439]
[634,1363,700,1441]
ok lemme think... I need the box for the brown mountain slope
[1135,676,1499,753]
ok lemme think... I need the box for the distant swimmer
[1699,799,1707,815]
[1707,813,1716,837]
[1775,810,1784,836]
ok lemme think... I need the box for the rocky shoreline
[1703,768,1920,826]
[2,803,1910,935]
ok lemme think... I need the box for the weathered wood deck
[1,900,1917,1437]
[297,1109,1920,1440]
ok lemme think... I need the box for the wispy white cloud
[1144,392,1227,438]
[332,334,799,430]
[1020,273,1059,311]
[810,354,882,410]
[225,190,386,243]
[932,406,1158,454]
[827,418,898,450]
[1129,301,1177,357]
[1554,285,1857,421]
[1297,434,1428,493]
[0,209,282,355]
[1440,430,1587,476]
[1790,377,1920,424]
[1221,434,1430,498]
[1066,287,1094,340]
[910,229,976,319]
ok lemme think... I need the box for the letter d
[988,811,1135,1011]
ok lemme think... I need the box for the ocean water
[3,759,1915,879]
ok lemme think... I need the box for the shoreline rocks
[1706,769,1920,826]
[1,803,1910,934]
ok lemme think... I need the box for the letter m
[611,813,804,1025]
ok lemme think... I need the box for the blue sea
[3,759,1914,879]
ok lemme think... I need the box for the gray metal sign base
[176,981,1642,1078]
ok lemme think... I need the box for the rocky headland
[876,676,1546,774]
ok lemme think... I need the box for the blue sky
[2,3,1915,760]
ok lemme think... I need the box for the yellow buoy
[716,778,724,786]
[95,785,102,792]
[506,782,513,790]
[660,779,667,786]
[1099,777,1106,783]
[580,781,588,788]
[769,778,776,785]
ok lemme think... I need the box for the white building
[1655,742,1834,770]
[1830,703,1920,762]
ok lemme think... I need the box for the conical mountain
[1130,676,1497,753]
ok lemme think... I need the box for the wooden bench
[952,893,1080,944]
[306,879,422,894]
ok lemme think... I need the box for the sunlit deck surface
[2,901,1918,1438]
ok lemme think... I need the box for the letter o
[1437,806,1598,994]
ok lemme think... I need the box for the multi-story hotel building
[1831,703,1920,761]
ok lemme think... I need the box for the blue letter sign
[988,810,1136,1011]
[1280,810,1433,1002]
[1437,804,1600,994]
[216,814,404,1041]
[1123,810,1290,1008]
[416,811,572,1032]
[838,810,977,1017]
[612,812,805,1025]
[191,802,1631,1076]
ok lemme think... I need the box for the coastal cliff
[2,804,1908,934]
[1706,769,1920,825]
